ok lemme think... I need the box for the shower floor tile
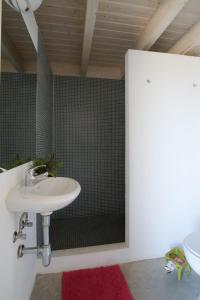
[50,214,125,250]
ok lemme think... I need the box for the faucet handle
[26,165,48,187]
[30,165,48,177]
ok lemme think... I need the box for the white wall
[0,164,36,300]
[126,50,200,260]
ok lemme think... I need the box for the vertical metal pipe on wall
[36,31,53,246]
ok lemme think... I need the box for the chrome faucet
[25,165,48,187]
[0,167,7,173]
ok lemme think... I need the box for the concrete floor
[30,258,200,300]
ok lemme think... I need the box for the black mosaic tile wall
[0,71,125,249]
[0,73,36,168]
[0,64,53,168]
[53,76,125,219]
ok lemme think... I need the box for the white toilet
[183,232,200,276]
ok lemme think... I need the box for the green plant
[8,154,30,169]
[32,154,62,177]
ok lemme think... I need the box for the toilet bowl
[183,232,200,276]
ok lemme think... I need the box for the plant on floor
[32,154,62,177]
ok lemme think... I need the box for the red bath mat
[62,265,134,300]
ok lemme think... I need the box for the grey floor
[30,258,200,300]
[50,214,125,250]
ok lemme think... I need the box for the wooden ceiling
[2,0,200,79]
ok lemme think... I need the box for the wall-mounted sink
[7,175,81,267]
[6,177,81,214]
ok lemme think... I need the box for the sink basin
[6,177,81,214]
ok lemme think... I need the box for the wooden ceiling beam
[1,30,24,72]
[135,0,189,50]
[168,21,200,54]
[81,0,99,76]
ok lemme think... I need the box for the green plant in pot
[32,154,62,177]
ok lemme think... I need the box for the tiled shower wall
[0,70,53,168]
[0,73,36,168]
[36,32,53,157]
[0,72,125,247]
[53,77,125,219]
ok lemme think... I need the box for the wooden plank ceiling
[2,0,200,79]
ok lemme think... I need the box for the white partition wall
[38,49,200,274]
[126,50,200,260]
[0,164,36,300]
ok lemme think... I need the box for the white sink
[6,177,81,214]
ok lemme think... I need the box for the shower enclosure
[50,77,125,250]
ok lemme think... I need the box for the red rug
[62,265,134,300]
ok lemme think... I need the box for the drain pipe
[40,214,51,266]
[18,213,51,267]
